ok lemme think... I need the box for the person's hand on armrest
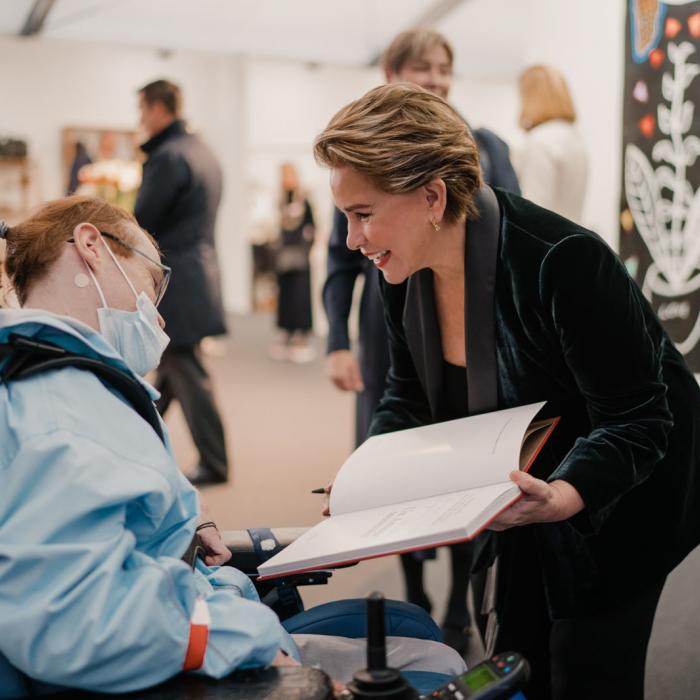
[326,350,364,392]
[197,521,233,566]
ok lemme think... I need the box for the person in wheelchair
[0,197,465,698]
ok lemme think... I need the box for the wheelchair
[1,336,527,698]
[9,527,526,699]
[220,527,462,696]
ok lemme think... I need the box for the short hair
[382,28,454,75]
[3,196,145,305]
[314,83,482,223]
[518,65,576,130]
[138,79,182,117]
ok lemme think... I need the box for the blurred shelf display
[62,126,142,211]
[0,155,36,222]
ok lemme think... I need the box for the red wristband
[183,597,210,672]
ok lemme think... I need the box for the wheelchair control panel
[343,592,528,700]
[424,652,529,699]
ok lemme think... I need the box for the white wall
[441,0,627,248]
[242,59,381,330]
[244,58,381,239]
[521,0,627,246]
[241,60,523,331]
[0,1,629,318]
[245,0,628,256]
[0,36,248,312]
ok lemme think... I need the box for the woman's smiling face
[330,166,442,285]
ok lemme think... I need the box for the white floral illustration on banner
[625,41,700,353]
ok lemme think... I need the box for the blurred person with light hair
[515,65,588,224]
[322,27,521,654]
[315,82,700,700]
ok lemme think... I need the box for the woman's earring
[74,273,90,288]
[431,219,441,233]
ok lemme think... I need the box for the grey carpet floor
[164,313,700,697]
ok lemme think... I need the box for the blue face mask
[86,238,170,376]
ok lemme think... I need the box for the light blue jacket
[0,310,295,697]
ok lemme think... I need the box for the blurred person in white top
[515,65,588,225]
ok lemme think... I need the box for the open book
[257,402,558,580]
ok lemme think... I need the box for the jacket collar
[140,119,187,155]
[403,185,501,416]
[0,309,159,399]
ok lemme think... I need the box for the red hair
[3,196,141,305]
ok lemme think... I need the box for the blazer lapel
[404,268,444,417]
[401,185,501,418]
[466,186,501,414]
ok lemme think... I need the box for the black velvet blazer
[369,186,700,618]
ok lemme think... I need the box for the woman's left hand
[488,471,585,531]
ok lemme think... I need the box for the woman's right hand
[322,482,333,517]
[326,350,364,392]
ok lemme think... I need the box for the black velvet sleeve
[367,278,432,436]
[322,207,365,353]
[538,234,673,533]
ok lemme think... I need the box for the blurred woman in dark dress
[270,163,316,363]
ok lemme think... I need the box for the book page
[519,418,557,470]
[258,481,519,578]
[330,402,545,516]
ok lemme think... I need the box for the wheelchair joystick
[346,592,418,699]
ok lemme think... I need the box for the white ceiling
[0,0,530,78]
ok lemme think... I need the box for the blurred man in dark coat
[135,79,228,486]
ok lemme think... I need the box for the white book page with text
[330,402,545,516]
[259,481,519,576]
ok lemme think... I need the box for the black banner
[620,0,700,370]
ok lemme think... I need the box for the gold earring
[431,219,441,233]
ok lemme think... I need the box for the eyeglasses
[68,231,171,307]
[100,231,171,307]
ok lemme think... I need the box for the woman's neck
[24,271,100,332]
[429,217,466,285]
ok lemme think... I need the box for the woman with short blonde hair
[315,82,700,700]
[315,82,482,222]
[318,62,518,656]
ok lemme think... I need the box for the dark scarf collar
[403,185,501,416]
[140,119,187,155]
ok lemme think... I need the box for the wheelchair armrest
[220,527,335,620]
[221,527,311,552]
[221,528,310,576]
[221,527,359,576]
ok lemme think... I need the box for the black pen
[311,487,327,494]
